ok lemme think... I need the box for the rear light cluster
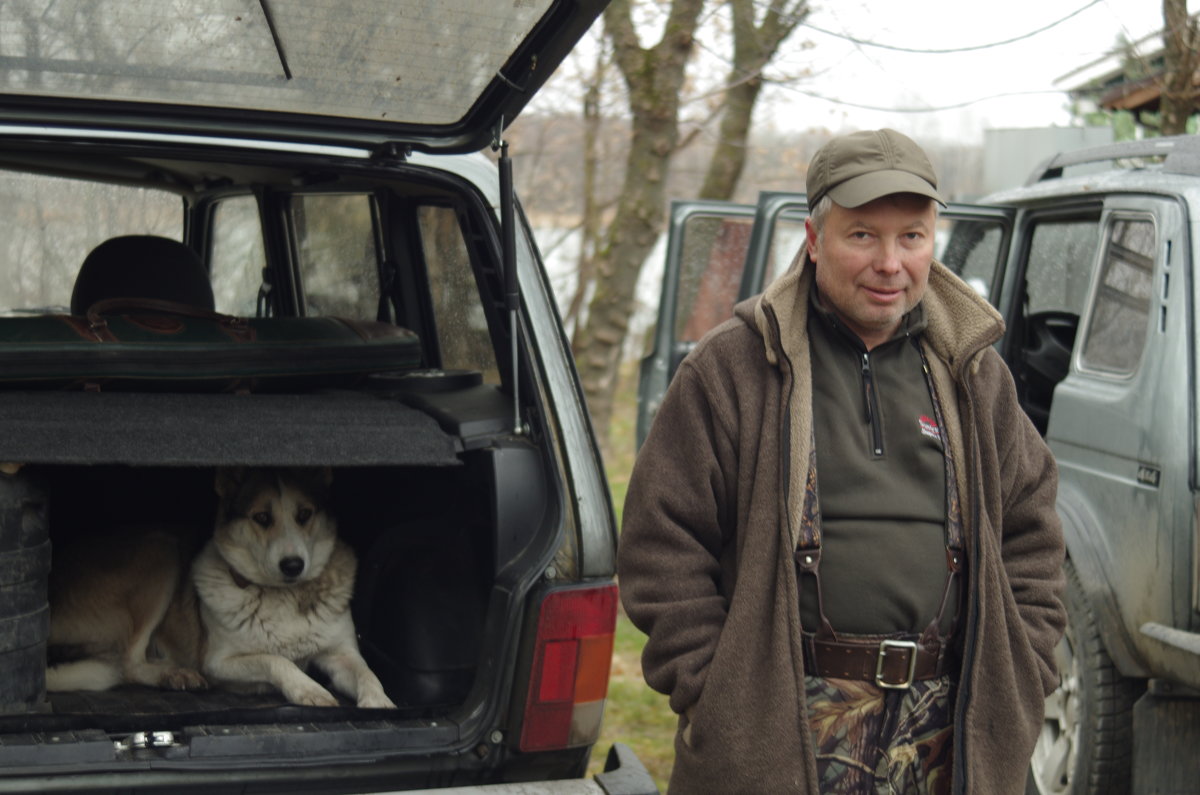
[518,583,617,752]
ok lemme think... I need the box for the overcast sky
[758,0,1168,142]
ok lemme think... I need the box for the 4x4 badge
[1137,465,1161,488]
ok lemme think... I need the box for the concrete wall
[982,126,1115,196]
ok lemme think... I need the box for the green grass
[585,365,675,791]
[587,615,675,790]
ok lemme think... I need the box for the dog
[47,466,395,709]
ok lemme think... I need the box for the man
[618,129,1066,793]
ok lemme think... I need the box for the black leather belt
[802,635,950,689]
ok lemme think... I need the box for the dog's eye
[296,507,313,524]
[252,511,272,527]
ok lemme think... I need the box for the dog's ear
[317,466,333,487]
[214,466,247,498]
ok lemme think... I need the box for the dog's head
[213,467,337,587]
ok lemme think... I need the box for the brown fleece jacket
[618,257,1066,794]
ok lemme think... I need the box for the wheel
[1026,559,1143,794]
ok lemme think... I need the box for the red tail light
[518,584,617,752]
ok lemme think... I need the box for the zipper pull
[861,352,872,424]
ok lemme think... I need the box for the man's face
[806,193,936,350]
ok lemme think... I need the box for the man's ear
[805,216,819,263]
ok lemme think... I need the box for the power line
[802,0,1105,55]
[782,86,1070,113]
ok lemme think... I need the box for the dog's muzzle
[279,556,305,579]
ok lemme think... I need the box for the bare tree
[699,0,808,200]
[572,0,707,444]
[1161,0,1200,135]
[565,41,612,346]
[572,0,809,448]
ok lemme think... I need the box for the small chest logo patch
[919,414,940,441]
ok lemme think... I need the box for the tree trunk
[566,53,606,345]
[575,0,706,447]
[699,0,808,201]
[1161,0,1199,136]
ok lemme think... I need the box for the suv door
[638,192,1015,446]
[636,200,756,446]
[1022,195,1196,794]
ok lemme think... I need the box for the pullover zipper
[861,351,884,456]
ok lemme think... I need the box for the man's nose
[874,240,903,274]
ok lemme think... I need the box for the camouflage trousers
[805,675,955,794]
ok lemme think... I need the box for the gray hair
[808,194,833,239]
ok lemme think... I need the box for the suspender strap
[917,341,965,646]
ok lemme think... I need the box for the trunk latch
[115,731,177,752]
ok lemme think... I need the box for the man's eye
[252,511,272,527]
[296,507,313,524]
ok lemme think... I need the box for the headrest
[70,235,215,315]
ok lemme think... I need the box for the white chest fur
[192,539,358,665]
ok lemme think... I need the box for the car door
[638,191,1016,446]
[1034,194,1191,664]
[636,199,757,446]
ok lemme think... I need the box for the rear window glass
[210,195,268,317]
[419,205,499,383]
[0,172,180,316]
[292,193,381,319]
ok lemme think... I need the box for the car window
[674,214,755,342]
[763,209,807,289]
[938,217,1006,303]
[418,205,500,383]
[292,193,381,319]
[1023,218,1099,316]
[0,172,180,316]
[209,195,268,317]
[1079,216,1155,376]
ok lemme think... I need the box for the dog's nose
[279,557,305,578]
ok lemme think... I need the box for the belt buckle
[876,639,918,690]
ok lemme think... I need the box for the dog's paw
[356,690,397,709]
[286,682,339,708]
[160,667,209,691]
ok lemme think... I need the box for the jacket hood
[741,251,1005,377]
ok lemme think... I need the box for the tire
[1026,559,1144,794]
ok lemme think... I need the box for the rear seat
[0,235,421,391]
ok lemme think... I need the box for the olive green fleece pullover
[804,297,953,636]
[618,255,1066,794]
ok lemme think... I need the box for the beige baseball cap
[806,128,945,210]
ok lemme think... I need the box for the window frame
[1075,210,1159,382]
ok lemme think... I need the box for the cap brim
[826,170,946,208]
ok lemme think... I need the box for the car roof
[0,0,608,154]
[983,135,1200,207]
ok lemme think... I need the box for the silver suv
[641,135,1200,795]
[0,2,655,793]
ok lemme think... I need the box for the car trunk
[0,376,562,786]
